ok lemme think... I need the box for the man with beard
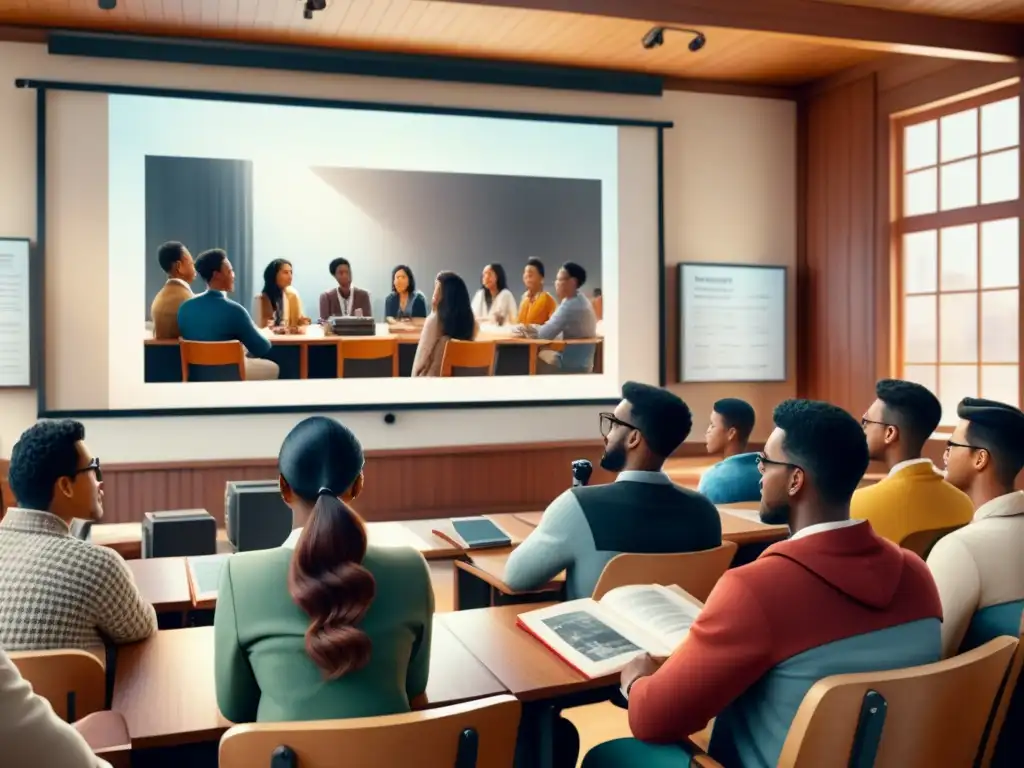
[504,381,721,601]
[927,398,1024,660]
[581,399,942,768]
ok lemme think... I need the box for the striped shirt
[0,509,157,650]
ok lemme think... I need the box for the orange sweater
[517,291,557,325]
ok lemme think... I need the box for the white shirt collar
[167,278,192,289]
[974,491,1024,522]
[887,458,936,478]
[789,519,864,541]
[282,528,302,549]
[615,470,673,485]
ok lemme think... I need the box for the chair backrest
[976,602,1024,768]
[8,648,106,721]
[219,694,520,768]
[441,340,496,377]
[339,338,399,378]
[179,340,246,382]
[591,542,738,602]
[776,635,1018,768]
[899,524,962,559]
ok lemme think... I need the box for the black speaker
[142,510,217,559]
[225,481,292,552]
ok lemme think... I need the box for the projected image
[143,159,604,383]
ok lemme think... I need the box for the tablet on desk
[436,517,512,550]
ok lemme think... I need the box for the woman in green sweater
[213,416,434,723]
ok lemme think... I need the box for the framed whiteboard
[0,238,32,387]
[678,262,787,383]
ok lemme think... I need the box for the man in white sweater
[0,647,112,767]
[927,397,1024,658]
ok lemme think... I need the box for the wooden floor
[428,560,630,764]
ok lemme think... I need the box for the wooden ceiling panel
[811,1,1024,24]
[0,0,888,85]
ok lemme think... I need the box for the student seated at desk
[0,420,157,650]
[698,398,761,504]
[384,265,428,320]
[149,240,196,340]
[927,398,1024,658]
[852,379,973,545]
[512,262,598,374]
[254,258,311,329]
[214,416,434,723]
[504,382,721,600]
[412,271,478,377]
[581,400,942,768]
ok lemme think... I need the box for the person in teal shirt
[214,416,434,723]
[698,398,762,504]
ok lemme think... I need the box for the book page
[598,584,702,655]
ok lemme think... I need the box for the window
[896,89,1022,426]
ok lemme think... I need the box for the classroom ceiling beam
[443,0,1024,62]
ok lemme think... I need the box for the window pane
[905,120,938,171]
[905,168,938,215]
[904,294,937,363]
[981,148,1020,204]
[940,109,978,162]
[940,158,978,210]
[982,366,1020,407]
[940,292,978,363]
[981,218,1020,289]
[981,289,1019,363]
[939,224,978,291]
[981,97,1019,153]
[939,365,978,426]
[903,230,938,293]
[903,364,938,396]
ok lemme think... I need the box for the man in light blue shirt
[698,397,762,504]
[513,261,597,373]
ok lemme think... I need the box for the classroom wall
[0,41,796,520]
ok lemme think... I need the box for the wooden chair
[179,340,246,382]
[900,524,962,559]
[591,542,738,603]
[75,710,131,768]
[8,648,105,722]
[979,610,1024,768]
[219,694,520,768]
[441,340,496,377]
[338,338,399,378]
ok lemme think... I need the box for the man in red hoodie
[582,399,943,768]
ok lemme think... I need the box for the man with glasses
[582,399,942,768]
[926,397,1024,660]
[0,419,157,650]
[851,378,973,545]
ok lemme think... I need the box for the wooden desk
[404,513,534,558]
[126,558,193,613]
[439,603,618,703]
[112,620,508,750]
[454,552,565,610]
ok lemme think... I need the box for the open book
[517,584,702,678]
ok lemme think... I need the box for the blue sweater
[177,290,272,358]
[697,453,762,504]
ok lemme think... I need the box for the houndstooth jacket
[0,508,158,650]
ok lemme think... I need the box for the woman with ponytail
[213,416,434,723]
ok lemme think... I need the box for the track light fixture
[97,0,117,10]
[302,0,327,20]
[641,26,706,52]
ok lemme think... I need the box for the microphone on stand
[571,459,593,487]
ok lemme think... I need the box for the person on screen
[851,379,973,545]
[698,398,762,504]
[581,400,942,768]
[471,263,517,326]
[214,416,433,723]
[513,261,597,374]
[177,248,280,381]
[150,241,196,339]
[517,258,557,325]
[412,271,478,377]
[0,419,157,651]
[383,265,428,321]
[254,259,310,330]
[319,258,371,320]
[926,397,1024,660]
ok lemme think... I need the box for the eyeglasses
[69,458,102,483]
[755,453,802,475]
[860,417,889,429]
[944,439,980,455]
[600,413,639,438]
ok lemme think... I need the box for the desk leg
[454,564,493,611]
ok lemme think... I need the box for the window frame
[892,83,1023,430]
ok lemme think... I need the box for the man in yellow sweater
[851,379,974,546]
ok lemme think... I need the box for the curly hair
[9,420,85,511]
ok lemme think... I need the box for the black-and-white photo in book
[516,584,703,678]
